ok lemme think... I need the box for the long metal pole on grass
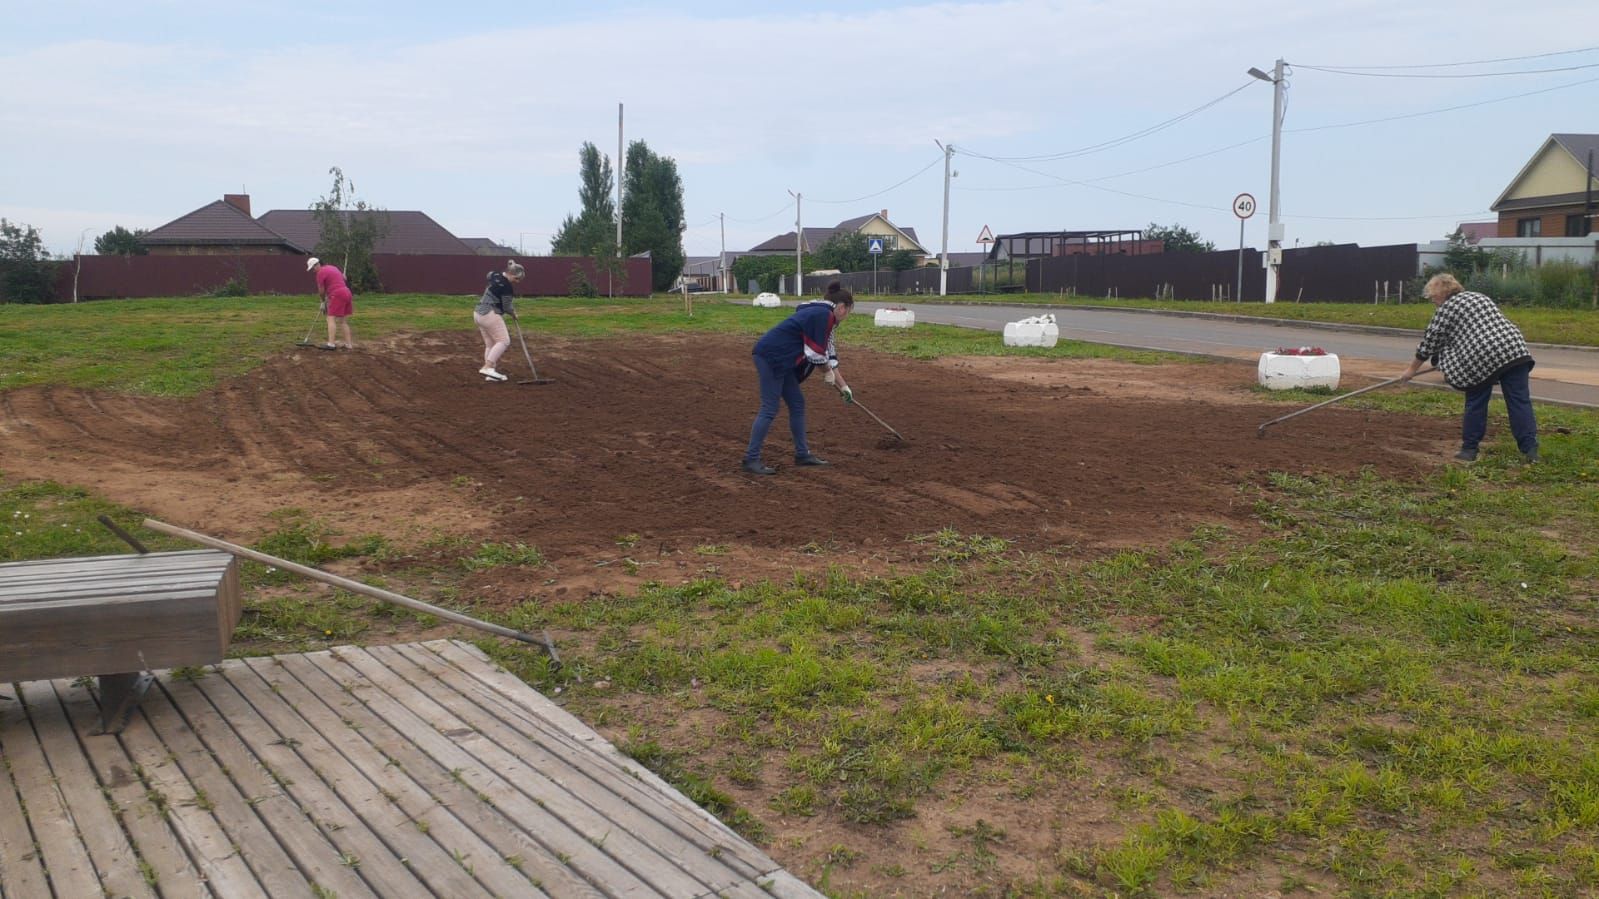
[142,519,561,659]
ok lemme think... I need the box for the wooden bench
[0,550,241,732]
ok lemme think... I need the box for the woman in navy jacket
[742,282,855,475]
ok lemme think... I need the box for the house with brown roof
[139,194,481,256]
[461,238,519,256]
[257,209,475,255]
[141,195,309,255]
[746,209,929,259]
[1490,134,1598,238]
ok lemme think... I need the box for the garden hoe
[510,315,555,385]
[1257,365,1435,437]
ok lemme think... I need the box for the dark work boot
[1453,447,1478,463]
[794,454,831,467]
[741,459,777,475]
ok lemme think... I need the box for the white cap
[306,257,320,272]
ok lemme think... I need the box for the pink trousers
[474,311,510,367]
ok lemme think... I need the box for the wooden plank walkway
[0,640,819,898]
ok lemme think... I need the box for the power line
[1294,60,1599,78]
[963,82,1254,163]
[962,72,1599,195]
[727,201,793,225]
[1285,210,1494,222]
[956,136,1267,192]
[1287,74,1599,133]
[807,155,944,205]
[1296,45,1599,70]
[963,153,1227,211]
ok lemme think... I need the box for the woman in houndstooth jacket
[1400,273,1538,463]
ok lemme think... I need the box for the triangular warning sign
[976,224,995,243]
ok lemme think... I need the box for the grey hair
[506,260,526,278]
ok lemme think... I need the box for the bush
[205,276,250,298]
[566,265,597,297]
[1412,254,1596,310]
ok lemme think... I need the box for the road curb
[855,300,1597,353]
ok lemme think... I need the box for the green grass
[896,293,1599,346]
[0,294,1188,396]
[6,291,1599,894]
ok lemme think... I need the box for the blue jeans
[744,355,808,462]
[1462,360,1538,454]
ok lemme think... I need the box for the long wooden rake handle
[143,519,560,661]
[852,398,905,442]
[1256,366,1435,437]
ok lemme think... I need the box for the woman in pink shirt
[308,257,355,349]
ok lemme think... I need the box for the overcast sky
[4,1,1597,259]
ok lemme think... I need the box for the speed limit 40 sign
[1232,193,1257,220]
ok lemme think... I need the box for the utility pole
[719,212,728,293]
[787,189,802,297]
[1248,59,1286,303]
[614,102,624,298]
[936,140,953,297]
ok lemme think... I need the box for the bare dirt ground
[0,332,1460,894]
[0,332,1452,593]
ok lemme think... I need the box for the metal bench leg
[97,672,154,734]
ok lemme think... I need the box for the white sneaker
[482,368,508,382]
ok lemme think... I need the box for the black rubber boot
[741,459,777,475]
[794,454,830,467]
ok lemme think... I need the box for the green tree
[886,249,918,272]
[0,218,56,303]
[813,231,872,273]
[1145,222,1215,253]
[93,225,148,256]
[1441,227,1492,275]
[551,142,618,259]
[620,140,686,292]
[311,166,389,292]
[732,253,814,294]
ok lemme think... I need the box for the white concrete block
[874,308,915,328]
[1258,352,1341,390]
[1002,314,1060,348]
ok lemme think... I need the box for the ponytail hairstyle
[824,280,854,308]
[506,260,526,280]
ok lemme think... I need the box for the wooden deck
[0,640,818,898]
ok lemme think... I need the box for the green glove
[840,386,854,404]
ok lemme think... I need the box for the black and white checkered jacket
[1415,291,1533,390]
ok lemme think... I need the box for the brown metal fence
[1027,243,1419,302]
[49,254,653,300]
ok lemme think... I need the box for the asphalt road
[856,301,1599,408]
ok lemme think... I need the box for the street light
[1248,59,1287,303]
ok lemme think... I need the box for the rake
[295,302,334,349]
[1257,366,1434,437]
[510,315,554,385]
[851,396,905,445]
